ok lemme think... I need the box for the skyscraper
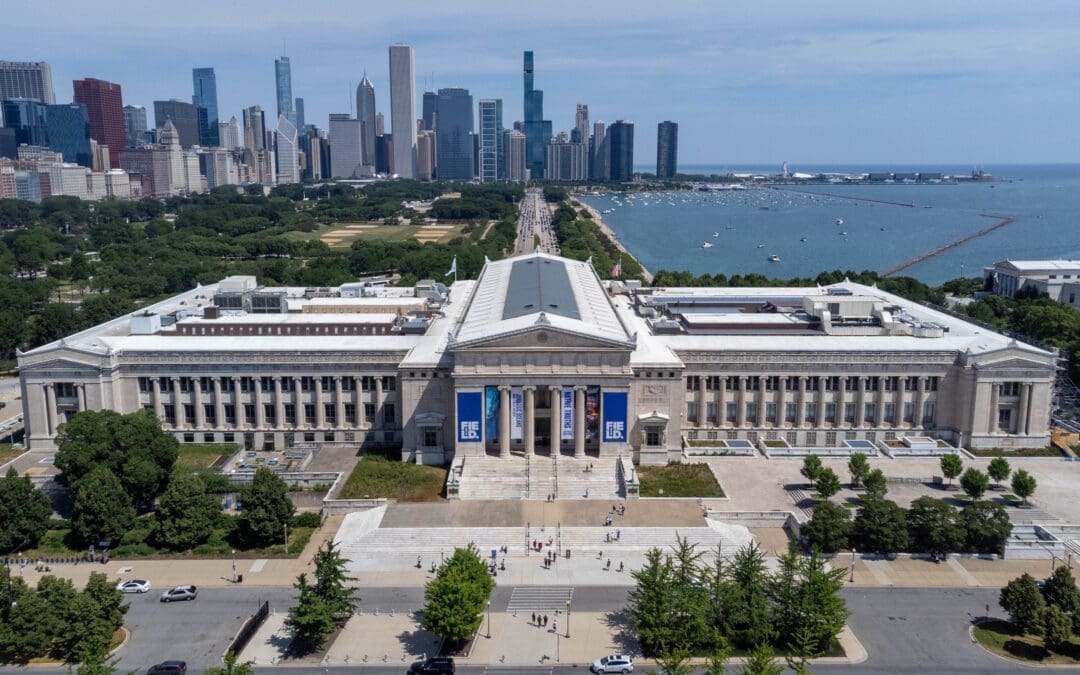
[607,120,634,182]
[504,129,526,182]
[416,130,435,181]
[243,106,265,151]
[590,121,607,181]
[45,103,92,167]
[388,44,416,179]
[72,78,125,168]
[356,75,376,168]
[478,99,502,183]
[219,116,241,150]
[522,51,553,179]
[275,114,299,184]
[192,67,219,146]
[2,99,48,146]
[294,97,305,131]
[574,104,589,145]
[545,132,588,181]
[153,99,200,148]
[123,105,148,148]
[274,57,294,122]
[434,88,473,181]
[0,61,55,104]
[422,91,437,131]
[656,120,678,179]
[375,112,385,137]
[328,113,363,178]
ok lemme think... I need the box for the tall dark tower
[608,120,635,182]
[656,121,678,178]
[522,51,551,180]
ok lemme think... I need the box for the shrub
[291,512,322,528]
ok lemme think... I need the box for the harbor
[573,198,654,283]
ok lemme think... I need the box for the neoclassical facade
[19,253,1056,463]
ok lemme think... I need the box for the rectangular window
[304,432,316,443]
[884,376,898,392]
[725,376,739,390]
[204,404,216,425]
[244,404,256,422]
[765,402,777,423]
[825,431,837,445]
[807,378,819,391]
[183,433,195,443]
[264,404,276,425]
[183,404,195,424]
[344,403,356,422]
[223,404,236,425]
[997,408,1012,430]
[705,376,721,391]
[884,402,895,423]
[341,378,355,392]
[844,377,858,392]
[686,401,699,424]
[926,377,939,391]
[806,403,817,423]
[903,402,914,423]
[301,377,314,392]
[784,376,798,390]
[868,376,880,392]
[223,432,235,443]
[381,376,396,391]
[686,375,701,391]
[843,403,856,423]
[765,376,780,392]
[324,431,335,442]
[383,404,396,426]
[280,378,295,392]
[321,376,334,391]
[825,376,840,391]
[138,377,151,393]
[361,376,375,392]
[806,431,817,445]
[423,429,438,447]
[645,428,662,447]
[199,377,212,393]
[904,377,916,392]
[163,404,175,424]
[725,402,737,423]
[748,377,760,391]
[825,402,836,423]
[203,433,215,443]
[260,376,273,392]
[324,403,336,425]
[304,404,316,422]
[706,401,718,424]
[785,402,796,423]
[999,382,1020,397]
[364,403,375,423]
[284,404,296,425]
[864,403,876,423]
[746,403,759,422]
[923,402,935,425]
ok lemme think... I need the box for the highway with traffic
[514,188,559,256]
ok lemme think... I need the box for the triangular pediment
[970,347,1054,371]
[20,347,110,371]
[452,324,634,351]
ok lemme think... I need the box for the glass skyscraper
[1,98,48,146]
[478,99,502,183]
[192,67,219,147]
[388,44,416,179]
[522,51,552,180]
[123,105,148,148]
[608,120,635,182]
[274,57,294,124]
[656,121,678,179]
[45,103,91,167]
[435,88,474,181]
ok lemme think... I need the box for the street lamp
[849,548,856,583]
[283,523,289,552]
[486,600,491,639]
[231,549,237,583]
[566,599,571,638]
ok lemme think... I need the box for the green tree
[847,452,869,488]
[629,547,678,655]
[940,454,963,487]
[785,624,822,675]
[987,457,1011,489]
[0,467,52,553]
[738,643,783,675]
[284,573,336,652]
[35,575,79,658]
[154,473,222,550]
[1011,469,1037,506]
[800,455,822,486]
[1042,605,1072,651]
[655,645,693,675]
[71,467,136,545]
[861,469,888,498]
[853,496,909,555]
[721,542,774,649]
[237,467,295,547]
[421,544,495,644]
[814,467,841,501]
[906,497,964,555]
[802,500,852,554]
[1041,566,1080,626]
[959,501,1013,554]
[704,636,731,675]
[959,468,990,501]
[999,574,1046,635]
[310,539,360,619]
[205,651,255,675]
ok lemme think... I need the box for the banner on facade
[456,391,483,443]
[510,387,524,440]
[561,388,574,440]
[585,387,600,441]
[484,386,499,441]
[601,391,629,442]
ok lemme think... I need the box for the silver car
[591,655,634,674]
[159,585,197,602]
[116,579,151,593]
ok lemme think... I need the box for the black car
[147,661,186,674]
[408,656,455,674]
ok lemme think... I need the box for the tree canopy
[421,544,495,644]
[0,467,52,554]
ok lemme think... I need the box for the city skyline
[4,0,1077,165]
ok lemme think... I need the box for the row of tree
[999,566,1080,651]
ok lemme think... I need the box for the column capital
[44,382,54,390]
[272,375,282,381]
[574,384,587,392]
[522,385,536,392]
[332,375,342,382]
[498,385,511,392]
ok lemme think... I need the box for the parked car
[408,656,455,674]
[591,655,634,674]
[116,579,152,593]
[146,661,186,674]
[160,585,197,602]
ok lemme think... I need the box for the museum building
[18,252,1056,464]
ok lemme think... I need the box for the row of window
[152,402,397,428]
[686,400,936,426]
[178,430,397,446]
[686,375,940,392]
[137,375,396,394]
[691,430,870,446]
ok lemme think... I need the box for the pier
[767,186,918,208]
[880,214,1015,277]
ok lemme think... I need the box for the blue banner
[561,388,574,440]
[457,391,483,443]
[510,388,524,440]
[485,386,499,441]
[601,391,628,442]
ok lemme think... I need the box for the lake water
[579,164,1080,285]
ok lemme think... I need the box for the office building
[89,139,110,171]
[422,91,437,131]
[416,130,435,181]
[433,88,473,181]
[522,51,553,179]
[72,78,125,168]
[275,57,294,123]
[328,113,364,179]
[388,44,416,178]
[375,112,385,137]
[477,99,502,183]
[274,114,299,185]
[123,105,148,148]
[590,121,607,180]
[574,104,589,145]
[243,106,266,151]
[45,103,92,167]
[356,75,376,169]
[0,128,15,159]
[153,100,200,148]
[2,98,48,146]
[607,120,634,181]
[504,129,526,181]
[544,134,588,181]
[219,116,241,151]
[294,97,305,132]
[192,67,220,147]
[656,121,678,178]
[0,61,55,104]
[375,133,392,175]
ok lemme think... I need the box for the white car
[591,655,634,674]
[160,585,197,602]
[116,579,152,593]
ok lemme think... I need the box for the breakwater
[880,214,1016,277]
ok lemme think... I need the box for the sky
[7,0,1080,166]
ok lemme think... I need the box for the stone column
[736,376,747,428]
[375,377,385,428]
[777,376,787,427]
[315,377,326,428]
[232,377,244,428]
[255,380,266,429]
[44,384,56,436]
[574,386,586,458]
[988,382,999,434]
[152,378,164,420]
[76,383,86,412]
[796,377,807,427]
[1017,384,1031,436]
[293,377,305,427]
[893,381,905,428]
[213,378,224,429]
[874,379,885,427]
[551,386,563,455]
[914,376,926,427]
[855,376,867,427]
[755,379,766,426]
[193,380,206,429]
[171,377,182,428]
[818,376,828,426]
[353,377,363,427]
[499,386,511,458]
[334,377,344,429]
[523,386,536,456]
[695,379,705,426]
[273,377,284,428]
[718,377,728,427]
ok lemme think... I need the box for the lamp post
[849,548,856,583]
[486,600,491,638]
[231,549,237,583]
[284,523,289,552]
[566,599,571,638]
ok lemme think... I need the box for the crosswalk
[506,586,574,613]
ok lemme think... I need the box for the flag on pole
[445,256,457,278]
[612,255,622,279]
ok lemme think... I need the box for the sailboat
[702,241,714,248]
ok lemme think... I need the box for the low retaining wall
[764,447,878,458]
[228,471,339,488]
[321,497,388,515]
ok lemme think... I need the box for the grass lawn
[338,455,448,501]
[286,221,467,247]
[973,619,1080,664]
[637,463,725,498]
[0,443,25,466]
[966,446,1063,457]
[175,443,236,469]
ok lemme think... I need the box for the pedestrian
[532,611,537,625]
[612,504,617,513]
[544,614,548,627]
[553,619,558,634]
[585,488,590,498]
[616,529,621,540]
